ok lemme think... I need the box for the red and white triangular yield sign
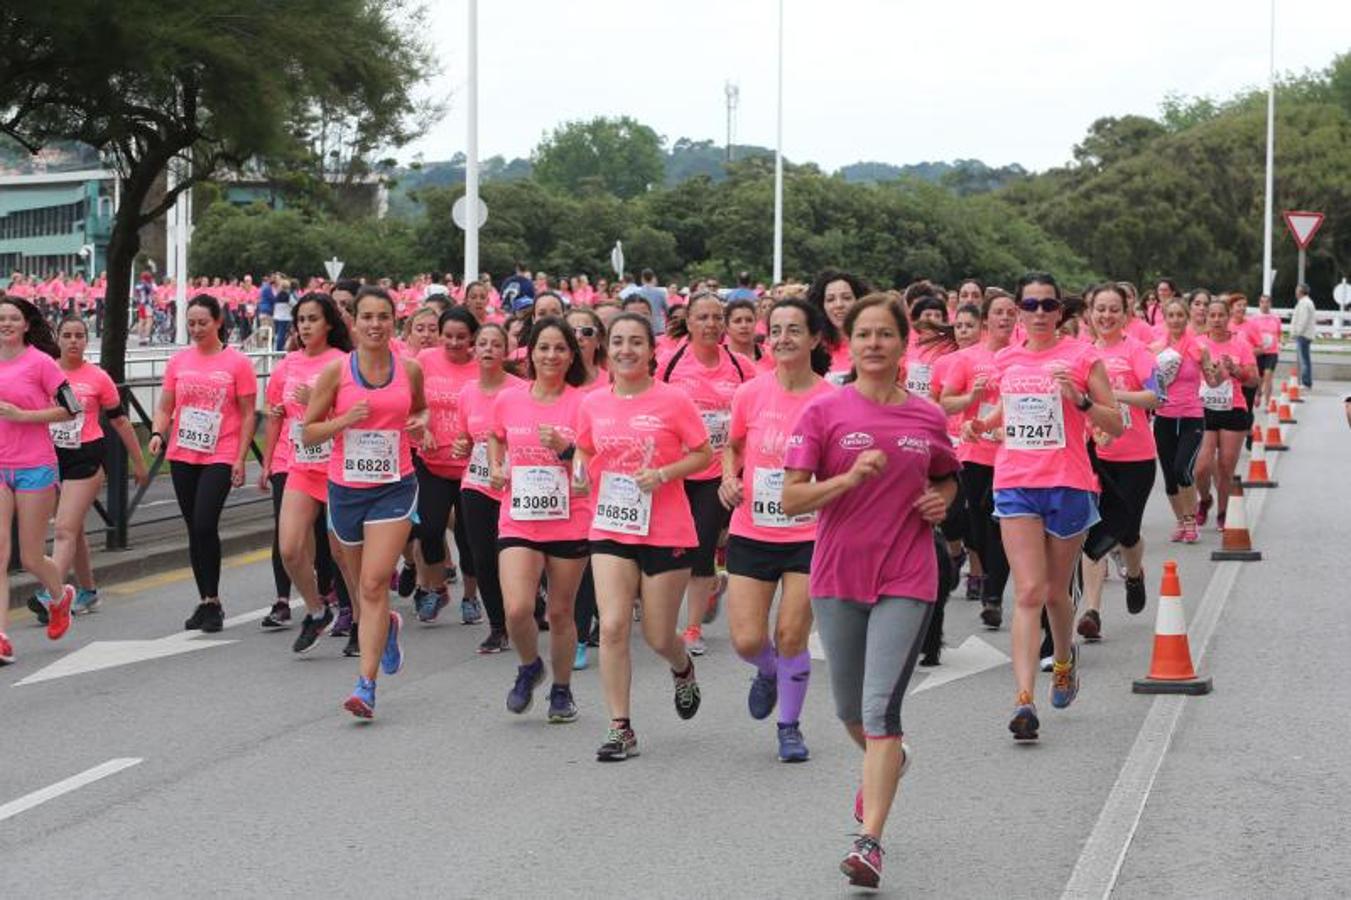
[1283,210,1324,249]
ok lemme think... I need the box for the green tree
[532,116,664,200]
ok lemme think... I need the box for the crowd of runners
[0,266,1288,889]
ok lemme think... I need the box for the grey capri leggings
[811,595,933,739]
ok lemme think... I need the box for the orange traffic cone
[1132,561,1212,695]
[1266,395,1279,415]
[1211,492,1261,561]
[1242,438,1277,488]
[1278,399,1297,424]
[1263,412,1288,451]
[1250,419,1263,444]
[1287,370,1304,403]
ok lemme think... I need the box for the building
[0,169,119,285]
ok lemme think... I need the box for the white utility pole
[463,0,480,287]
[772,0,785,284]
[1261,0,1276,296]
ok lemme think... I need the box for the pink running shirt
[1195,333,1256,413]
[0,346,68,468]
[54,361,119,447]
[491,384,593,541]
[327,352,415,488]
[267,348,344,475]
[163,346,258,466]
[660,344,754,481]
[417,349,479,479]
[1154,333,1205,419]
[942,343,1004,466]
[1242,314,1281,355]
[1095,336,1159,463]
[457,375,525,501]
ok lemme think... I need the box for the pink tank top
[328,351,415,488]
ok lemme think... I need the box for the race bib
[509,465,570,521]
[977,401,1000,441]
[904,363,932,395]
[701,410,730,450]
[177,407,222,453]
[1200,380,1234,412]
[1261,332,1274,350]
[1002,392,1066,450]
[593,471,651,536]
[50,412,85,450]
[290,420,332,465]
[751,467,813,529]
[464,441,491,489]
[342,428,399,484]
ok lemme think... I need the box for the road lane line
[1062,446,1281,899]
[104,547,271,597]
[0,758,143,823]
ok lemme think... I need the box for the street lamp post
[1261,0,1276,297]
[772,0,784,285]
[463,0,480,288]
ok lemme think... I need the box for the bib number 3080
[593,472,652,537]
[343,428,399,484]
[509,465,569,521]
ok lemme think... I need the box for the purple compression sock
[740,641,777,678]
[777,651,811,724]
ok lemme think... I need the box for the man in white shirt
[1289,283,1317,389]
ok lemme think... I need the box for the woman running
[490,317,593,721]
[37,315,149,621]
[149,294,258,633]
[807,269,869,384]
[659,291,753,655]
[942,292,1018,629]
[258,293,352,653]
[963,273,1121,741]
[565,307,609,669]
[414,307,482,624]
[780,295,958,889]
[1244,293,1282,409]
[1193,296,1258,532]
[1150,296,1208,543]
[1076,284,1161,642]
[575,313,712,762]
[724,298,769,370]
[303,286,427,718]
[720,298,834,762]
[1187,288,1211,335]
[455,323,524,654]
[0,297,80,662]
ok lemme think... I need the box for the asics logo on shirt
[839,432,874,450]
[896,436,930,455]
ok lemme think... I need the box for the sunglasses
[573,325,598,338]
[1018,298,1063,313]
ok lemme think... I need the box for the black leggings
[267,472,346,605]
[1153,416,1203,495]
[684,478,730,578]
[170,461,233,599]
[957,462,1010,605]
[574,562,597,642]
[413,459,475,575]
[460,488,505,630]
[1086,458,1156,559]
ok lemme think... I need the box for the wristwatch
[1075,394,1093,412]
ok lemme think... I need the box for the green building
[0,169,119,285]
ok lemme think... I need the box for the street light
[772,0,784,285]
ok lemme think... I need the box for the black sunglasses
[573,325,598,338]
[1018,298,1063,313]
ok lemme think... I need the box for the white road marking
[910,635,1010,695]
[0,758,143,823]
[1062,446,1281,899]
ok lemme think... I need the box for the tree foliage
[532,116,664,200]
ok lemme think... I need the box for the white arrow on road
[910,635,1009,695]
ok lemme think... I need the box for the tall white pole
[1261,0,1276,297]
[463,0,480,287]
[173,160,189,344]
[772,0,784,284]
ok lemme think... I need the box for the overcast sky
[402,0,1351,173]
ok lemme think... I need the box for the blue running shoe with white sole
[380,612,404,675]
[1050,644,1080,709]
[72,587,100,615]
[344,676,376,719]
[507,658,545,714]
[547,684,578,723]
[461,595,484,625]
[777,722,809,762]
[748,671,777,720]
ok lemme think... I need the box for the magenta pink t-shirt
[417,349,478,478]
[163,346,258,466]
[576,380,708,548]
[1124,319,1155,344]
[1242,314,1281,355]
[327,352,415,488]
[59,361,120,445]
[1095,336,1159,463]
[491,384,593,542]
[267,348,344,475]
[1195,333,1257,412]
[1154,333,1204,419]
[660,345,754,481]
[991,339,1101,492]
[457,376,524,501]
[728,372,835,544]
[783,386,958,605]
[943,343,1004,467]
[0,347,68,468]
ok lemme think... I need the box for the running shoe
[853,742,913,822]
[1196,494,1212,527]
[1039,655,1054,673]
[596,725,638,762]
[840,835,884,889]
[1169,521,1186,542]
[414,588,438,623]
[261,600,291,629]
[0,631,13,665]
[747,671,778,720]
[478,629,509,654]
[1009,691,1040,741]
[1077,609,1102,642]
[1216,510,1227,533]
[919,648,941,667]
[397,563,417,598]
[29,589,51,625]
[673,656,701,720]
[980,602,1002,630]
[1181,516,1199,544]
[380,611,404,675]
[201,602,224,634]
[72,587,100,615]
[184,601,211,631]
[681,625,706,656]
[776,722,809,762]
[343,625,360,658]
[965,573,984,602]
[1050,644,1080,709]
[1125,574,1147,615]
[573,643,589,671]
[507,658,545,714]
[461,595,484,625]
[293,606,334,654]
[330,604,353,637]
[702,571,728,624]
[547,684,578,723]
[343,676,376,719]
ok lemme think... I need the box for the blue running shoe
[343,676,376,719]
[777,722,810,762]
[461,595,484,625]
[1009,691,1040,741]
[72,587,100,615]
[547,684,578,723]
[507,658,545,714]
[1050,644,1080,709]
[29,589,51,626]
[573,643,589,671]
[748,671,778,720]
[380,611,404,675]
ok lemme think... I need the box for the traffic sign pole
[1282,210,1325,289]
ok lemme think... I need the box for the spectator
[638,268,670,334]
[498,261,535,313]
[1290,282,1316,389]
[426,271,449,298]
[726,270,757,302]
[272,277,294,351]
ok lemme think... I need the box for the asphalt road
[1,388,1347,898]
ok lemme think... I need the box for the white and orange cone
[1211,492,1261,562]
[1278,399,1298,424]
[1263,411,1288,451]
[1133,562,1212,695]
[1287,370,1304,403]
[1242,438,1277,488]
